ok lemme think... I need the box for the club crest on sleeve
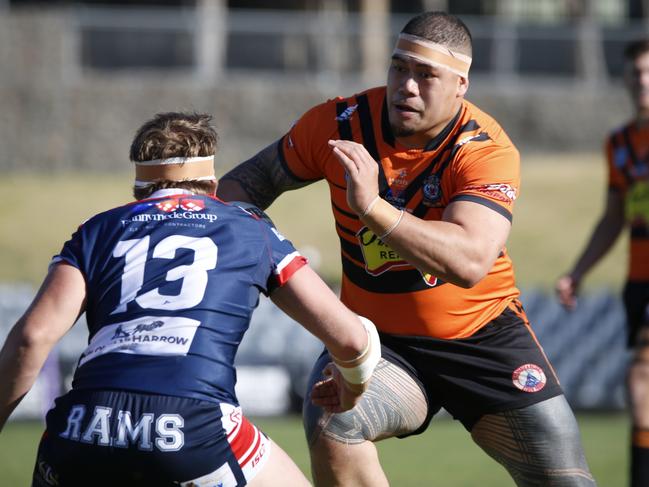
[512,363,546,392]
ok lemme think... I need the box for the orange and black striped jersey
[279,86,521,339]
[607,122,649,281]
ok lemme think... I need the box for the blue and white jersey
[52,189,306,405]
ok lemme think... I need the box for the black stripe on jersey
[336,102,354,141]
[622,127,642,185]
[357,94,380,162]
[339,233,364,261]
[342,253,443,293]
[449,194,513,222]
[449,131,491,158]
[381,97,395,147]
[357,94,390,195]
[277,136,317,183]
[423,108,463,152]
[332,200,358,220]
[410,128,492,219]
[631,226,649,239]
[398,120,484,216]
[330,179,346,191]
[336,222,357,239]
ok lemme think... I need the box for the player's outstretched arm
[216,141,312,209]
[270,265,380,411]
[0,263,86,432]
[556,189,625,310]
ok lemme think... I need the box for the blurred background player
[217,11,595,487]
[556,39,649,487]
[0,112,381,486]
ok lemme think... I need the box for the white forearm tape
[332,316,381,385]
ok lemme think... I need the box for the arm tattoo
[220,140,314,210]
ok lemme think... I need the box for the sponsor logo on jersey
[156,199,180,212]
[357,227,409,275]
[627,180,649,226]
[335,104,358,122]
[422,174,443,206]
[179,198,205,212]
[512,363,546,392]
[386,170,409,205]
[356,227,440,286]
[79,316,201,366]
[464,183,518,203]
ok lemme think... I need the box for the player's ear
[457,75,469,97]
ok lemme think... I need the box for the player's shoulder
[306,86,386,119]
[455,99,517,155]
[224,200,276,227]
[75,199,142,231]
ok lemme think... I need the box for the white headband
[393,33,472,78]
[134,155,216,187]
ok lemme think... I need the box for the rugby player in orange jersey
[218,11,595,487]
[557,39,649,487]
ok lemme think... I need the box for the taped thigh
[471,395,595,486]
[303,355,428,446]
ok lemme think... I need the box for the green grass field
[0,413,628,486]
[0,152,629,289]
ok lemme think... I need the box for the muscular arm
[270,265,367,361]
[216,141,313,209]
[382,200,510,288]
[0,263,86,431]
[556,189,625,308]
[330,139,509,288]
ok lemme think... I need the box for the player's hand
[310,362,366,413]
[328,139,380,216]
[555,275,579,310]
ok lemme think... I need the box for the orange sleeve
[279,99,341,181]
[450,142,520,222]
[605,135,627,192]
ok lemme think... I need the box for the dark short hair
[401,11,472,57]
[624,39,649,62]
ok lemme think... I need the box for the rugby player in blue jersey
[0,112,380,486]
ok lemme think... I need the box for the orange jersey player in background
[220,11,596,487]
[557,39,649,487]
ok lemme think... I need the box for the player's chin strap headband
[330,316,381,393]
[393,33,472,78]
[133,155,216,188]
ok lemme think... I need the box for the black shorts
[623,281,649,347]
[32,389,270,487]
[379,303,563,432]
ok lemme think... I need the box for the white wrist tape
[332,316,381,385]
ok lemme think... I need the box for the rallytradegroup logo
[123,197,217,225]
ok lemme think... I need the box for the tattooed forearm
[220,140,313,210]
